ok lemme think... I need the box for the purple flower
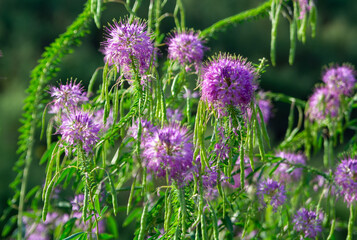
[142,123,193,185]
[57,109,101,154]
[323,64,356,96]
[49,81,88,114]
[167,30,206,70]
[335,158,357,205]
[201,54,258,116]
[256,178,286,211]
[101,19,154,82]
[293,208,323,239]
[247,91,273,124]
[306,86,340,122]
[166,108,183,122]
[275,151,306,182]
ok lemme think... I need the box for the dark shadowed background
[0,0,356,238]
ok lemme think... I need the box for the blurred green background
[0,0,356,238]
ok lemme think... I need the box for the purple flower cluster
[101,19,154,81]
[293,208,323,239]
[49,80,88,114]
[307,86,340,121]
[141,123,193,185]
[201,54,258,116]
[334,158,357,205]
[275,151,306,182]
[256,178,286,211]
[49,82,111,154]
[166,108,183,122]
[323,65,356,96]
[167,30,205,71]
[307,64,356,122]
[57,109,101,154]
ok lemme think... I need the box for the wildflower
[275,151,306,182]
[201,53,258,116]
[256,178,286,211]
[166,108,183,122]
[101,19,154,81]
[306,86,340,122]
[142,123,193,185]
[167,30,205,70]
[57,109,101,154]
[49,81,88,114]
[293,208,323,239]
[322,64,356,96]
[335,158,357,205]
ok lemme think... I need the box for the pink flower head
[306,86,340,122]
[57,109,101,154]
[257,178,287,211]
[201,53,258,117]
[167,30,206,70]
[101,18,154,82]
[49,80,88,114]
[323,64,356,96]
[142,123,193,185]
[335,158,357,205]
[293,208,323,239]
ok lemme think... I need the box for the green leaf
[63,232,86,240]
[107,216,119,238]
[94,194,101,214]
[60,218,77,239]
[123,208,142,227]
[99,233,114,239]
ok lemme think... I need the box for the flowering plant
[1,0,357,240]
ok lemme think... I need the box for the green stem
[347,204,355,240]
